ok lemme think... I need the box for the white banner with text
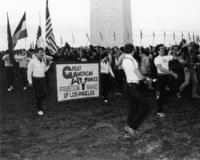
[56,62,100,102]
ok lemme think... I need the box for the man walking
[27,48,51,116]
[2,52,14,92]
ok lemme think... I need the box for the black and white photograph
[0,0,200,159]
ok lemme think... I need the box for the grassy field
[1,67,200,160]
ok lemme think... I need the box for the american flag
[46,0,57,54]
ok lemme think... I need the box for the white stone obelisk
[90,0,133,47]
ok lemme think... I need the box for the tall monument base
[90,0,133,47]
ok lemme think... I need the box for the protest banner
[55,61,100,102]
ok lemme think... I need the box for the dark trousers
[101,73,111,100]
[114,69,125,93]
[19,68,27,87]
[127,83,149,130]
[157,75,175,113]
[33,77,47,111]
[5,66,14,88]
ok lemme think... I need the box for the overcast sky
[0,0,200,50]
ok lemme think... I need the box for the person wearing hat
[100,51,115,103]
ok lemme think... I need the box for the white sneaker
[176,92,182,99]
[124,126,136,136]
[165,86,170,91]
[8,88,11,92]
[156,91,160,99]
[157,113,166,118]
[23,87,27,90]
[38,111,44,116]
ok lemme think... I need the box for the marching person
[154,44,178,118]
[27,48,52,116]
[100,51,115,103]
[15,50,29,90]
[117,43,149,137]
[2,52,14,92]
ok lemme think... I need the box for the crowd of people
[1,39,200,135]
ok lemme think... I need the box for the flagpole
[152,32,155,46]
[25,15,27,50]
[164,32,167,46]
[140,31,141,46]
[25,38,27,50]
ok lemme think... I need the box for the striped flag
[153,31,155,38]
[188,32,191,42]
[12,12,28,48]
[36,14,42,48]
[72,34,75,43]
[181,32,184,39]
[113,32,116,42]
[7,13,14,63]
[164,32,166,39]
[46,0,57,54]
[99,31,103,41]
[192,33,195,42]
[152,31,155,45]
[140,30,143,40]
[60,35,63,46]
[35,25,42,48]
[196,35,199,43]
[86,33,90,42]
[173,32,176,41]
[163,32,166,44]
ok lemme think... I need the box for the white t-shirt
[122,54,140,83]
[27,57,47,84]
[154,55,173,74]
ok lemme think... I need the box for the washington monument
[90,0,133,47]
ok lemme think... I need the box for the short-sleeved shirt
[154,55,173,74]
[122,54,140,83]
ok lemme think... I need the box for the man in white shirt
[27,48,51,116]
[15,50,29,90]
[154,44,178,118]
[120,44,149,137]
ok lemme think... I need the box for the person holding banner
[27,48,52,116]
[100,51,115,103]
